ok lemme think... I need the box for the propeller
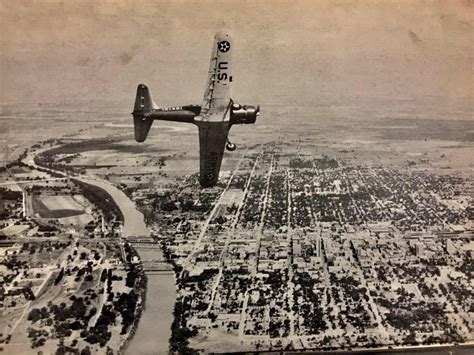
[256,105,260,117]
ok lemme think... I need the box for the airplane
[132,30,260,188]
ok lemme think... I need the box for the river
[79,179,177,354]
[25,151,176,354]
[128,274,176,354]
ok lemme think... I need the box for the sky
[0,0,472,112]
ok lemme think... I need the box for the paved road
[0,177,68,186]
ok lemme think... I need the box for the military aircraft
[132,31,260,187]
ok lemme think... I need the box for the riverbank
[126,271,176,355]
[24,146,177,354]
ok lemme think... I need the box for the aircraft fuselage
[131,31,259,187]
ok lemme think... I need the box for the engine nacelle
[230,104,260,125]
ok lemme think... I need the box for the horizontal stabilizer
[133,84,156,142]
[133,116,153,143]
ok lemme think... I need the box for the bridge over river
[79,181,176,352]
[130,242,174,272]
[25,149,176,354]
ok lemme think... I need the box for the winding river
[78,180,177,354]
[26,152,176,354]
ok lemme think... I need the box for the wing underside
[198,122,229,187]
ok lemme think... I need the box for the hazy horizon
[1,0,473,115]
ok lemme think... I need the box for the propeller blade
[256,105,260,116]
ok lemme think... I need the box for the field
[31,195,86,219]
[0,224,30,236]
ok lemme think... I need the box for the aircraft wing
[198,123,229,187]
[201,31,233,118]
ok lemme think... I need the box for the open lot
[31,195,85,218]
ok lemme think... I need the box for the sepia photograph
[0,0,473,354]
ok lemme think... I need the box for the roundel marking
[218,40,231,53]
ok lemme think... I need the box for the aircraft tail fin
[132,83,157,142]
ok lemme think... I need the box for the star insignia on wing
[218,41,230,53]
